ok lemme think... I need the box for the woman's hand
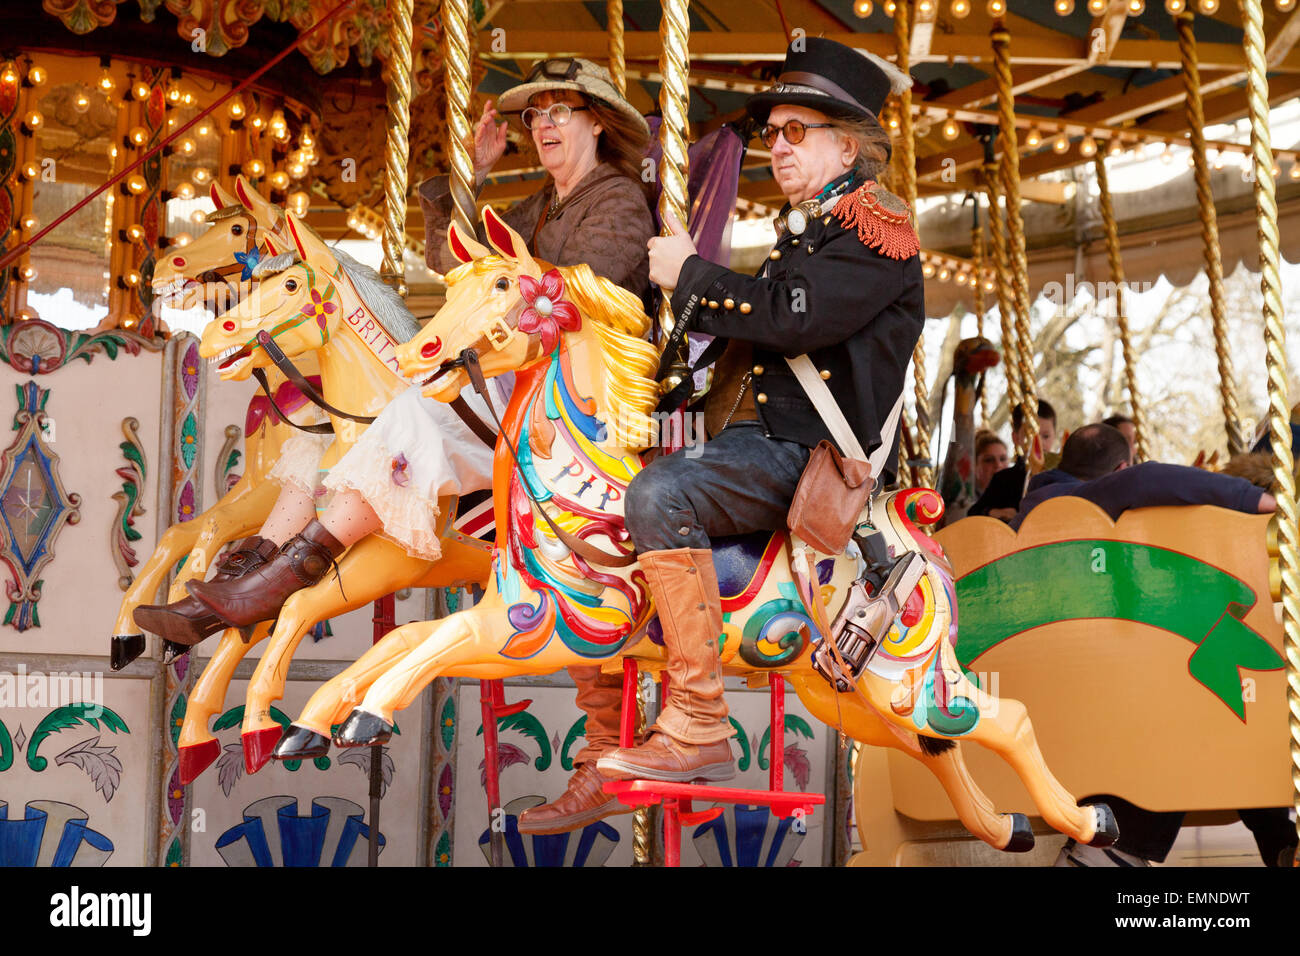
[473,100,508,185]
[648,210,697,292]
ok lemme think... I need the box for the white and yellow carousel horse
[260,208,1117,854]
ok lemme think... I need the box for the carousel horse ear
[481,205,537,272]
[211,180,238,210]
[448,219,490,264]
[263,233,281,256]
[235,175,279,226]
[284,211,335,270]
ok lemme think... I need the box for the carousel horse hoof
[332,709,393,748]
[273,724,331,761]
[241,726,284,775]
[133,597,228,648]
[1086,803,1120,848]
[178,739,221,785]
[110,634,147,671]
[1003,813,1035,853]
[162,640,191,665]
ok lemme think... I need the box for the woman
[136,59,654,832]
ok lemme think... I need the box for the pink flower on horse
[300,287,336,338]
[518,269,580,353]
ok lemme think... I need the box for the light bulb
[1290,163,1300,180]
[191,167,211,185]
[23,110,43,132]
[853,0,873,14]
[20,161,39,180]
[942,117,960,140]
[126,174,147,194]
[1198,0,1217,11]
[922,262,936,277]
[987,0,1007,15]
[938,267,952,281]
[128,126,149,146]
[166,85,182,105]
[182,92,195,106]
[177,137,196,156]
[132,81,150,101]
[1128,0,1145,12]
[27,64,47,86]
[21,215,38,231]
[884,1,896,14]
[249,114,266,131]
[190,209,206,224]
[955,271,969,285]
[918,0,935,13]
[73,88,91,113]
[125,271,141,287]
[951,0,971,16]
[244,158,266,178]
[1026,126,1042,148]
[174,182,196,200]
[288,191,309,215]
[228,98,246,120]
[1278,0,1296,11]
[1088,0,1107,12]
[1054,0,1074,13]
[173,232,192,247]
[1080,135,1097,157]
[98,68,115,93]
[288,162,307,180]
[1161,145,1174,163]
[198,123,212,136]
[270,109,287,134]
[1107,137,1123,157]
[300,130,314,148]
[19,265,37,281]
[1165,0,1186,12]
[1052,133,1070,153]
[269,170,290,190]
[0,62,18,86]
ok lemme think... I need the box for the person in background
[973,430,1010,497]
[968,398,1057,522]
[1101,413,1136,460]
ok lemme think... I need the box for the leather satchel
[784,354,905,555]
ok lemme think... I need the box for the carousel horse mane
[446,255,661,451]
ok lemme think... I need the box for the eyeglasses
[521,103,589,129]
[759,119,835,149]
[525,58,581,83]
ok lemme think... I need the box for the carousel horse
[110,178,308,670]
[269,208,1118,855]
[937,336,1000,525]
[170,212,494,782]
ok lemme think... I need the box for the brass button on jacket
[752,364,764,376]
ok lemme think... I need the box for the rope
[992,26,1038,458]
[894,1,933,488]
[607,0,626,95]
[1177,11,1245,457]
[1242,0,1300,861]
[1093,153,1149,462]
[443,0,476,236]
[380,0,414,295]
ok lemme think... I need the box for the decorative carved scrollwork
[112,417,147,591]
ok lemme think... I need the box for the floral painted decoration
[517,269,580,353]
[234,247,263,281]
[300,284,337,341]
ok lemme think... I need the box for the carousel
[0,0,1294,870]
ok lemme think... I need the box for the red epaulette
[831,181,920,261]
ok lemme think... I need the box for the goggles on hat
[525,58,582,83]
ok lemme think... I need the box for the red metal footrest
[604,780,824,820]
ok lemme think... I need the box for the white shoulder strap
[785,354,905,475]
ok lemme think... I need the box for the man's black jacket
[668,181,925,483]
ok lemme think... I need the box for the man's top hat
[746,37,912,126]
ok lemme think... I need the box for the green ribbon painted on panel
[954,540,1284,719]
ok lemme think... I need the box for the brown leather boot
[187,520,346,628]
[133,537,278,645]
[518,666,631,834]
[597,548,735,783]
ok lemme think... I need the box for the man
[968,398,1057,522]
[592,38,924,784]
[1010,423,1285,866]
[1101,413,1136,460]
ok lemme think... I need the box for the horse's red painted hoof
[242,726,283,775]
[178,739,220,785]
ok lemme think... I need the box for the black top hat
[746,37,909,126]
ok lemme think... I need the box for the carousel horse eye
[494,277,509,292]
[284,279,298,292]
[231,223,244,236]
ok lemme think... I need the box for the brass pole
[608,0,626,96]
[894,0,933,488]
[971,205,989,429]
[982,162,1021,431]
[992,26,1039,457]
[1176,11,1245,456]
[380,0,415,295]
[1093,153,1149,463]
[655,0,692,395]
[1241,0,1300,858]
[443,0,476,236]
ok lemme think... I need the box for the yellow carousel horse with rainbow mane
[166,211,493,783]
[268,207,1117,854]
[111,178,310,671]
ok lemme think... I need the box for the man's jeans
[624,422,811,553]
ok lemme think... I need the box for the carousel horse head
[154,176,288,314]
[954,336,999,383]
[399,208,659,449]
[199,211,360,381]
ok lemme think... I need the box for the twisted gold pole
[443,0,476,236]
[983,165,1021,434]
[632,677,651,865]
[656,0,692,394]
[972,209,990,428]
[380,0,415,295]
[992,26,1038,457]
[607,0,626,96]
[1177,12,1245,457]
[895,1,932,488]
[1241,0,1300,859]
[1093,153,1149,463]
